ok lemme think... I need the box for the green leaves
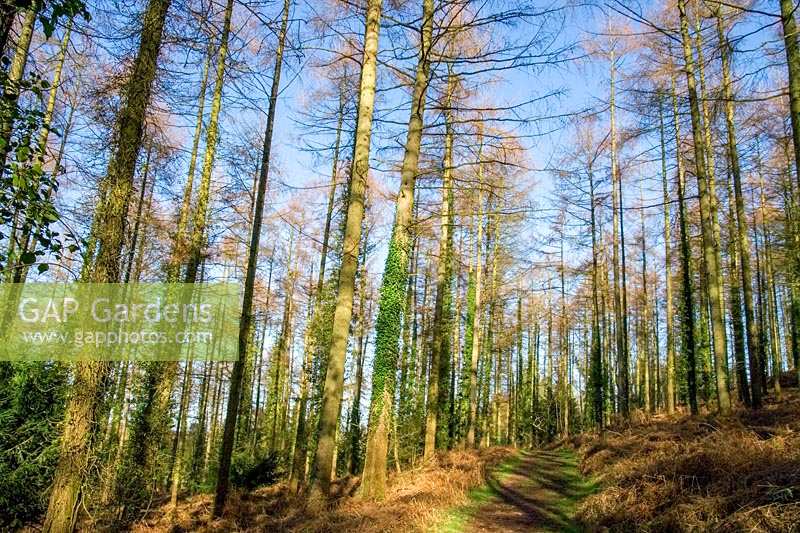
[0,49,82,278]
[19,251,36,265]
[39,0,91,41]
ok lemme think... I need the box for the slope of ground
[128,448,513,532]
[434,449,596,532]
[574,389,800,532]
[125,390,800,532]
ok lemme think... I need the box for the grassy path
[435,449,596,532]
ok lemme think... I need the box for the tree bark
[610,50,629,417]
[677,0,731,413]
[658,95,676,414]
[716,9,760,406]
[42,0,171,529]
[213,0,291,515]
[466,132,485,448]
[424,64,455,461]
[671,73,699,415]
[311,0,383,497]
[361,0,432,498]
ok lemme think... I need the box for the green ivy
[369,229,410,427]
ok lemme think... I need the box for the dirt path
[436,449,595,533]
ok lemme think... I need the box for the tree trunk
[361,0,432,498]
[677,0,731,413]
[466,133,485,448]
[311,0,383,498]
[42,0,172,529]
[423,63,455,461]
[589,162,603,429]
[124,0,234,503]
[781,0,800,192]
[671,73,699,415]
[640,189,652,413]
[609,50,630,417]
[658,96,676,414]
[212,0,291,515]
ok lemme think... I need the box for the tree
[42,0,172,529]
[311,0,383,498]
[361,0,434,498]
[213,0,291,515]
[715,6,761,407]
[677,0,731,413]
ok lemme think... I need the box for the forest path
[436,448,596,532]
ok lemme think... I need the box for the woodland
[1,0,800,531]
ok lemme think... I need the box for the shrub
[230,451,282,489]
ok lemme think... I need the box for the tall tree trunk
[677,0,731,413]
[694,7,732,411]
[671,73,699,415]
[609,50,629,418]
[423,64,455,460]
[310,0,383,498]
[781,0,800,193]
[659,95,676,414]
[360,0,432,499]
[42,0,172,529]
[466,133,485,448]
[213,0,291,515]
[640,190,652,413]
[589,162,603,429]
[779,2,800,386]
[716,6,761,408]
[124,0,234,504]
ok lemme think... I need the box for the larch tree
[361,0,434,498]
[213,0,292,515]
[42,0,172,529]
[311,0,384,498]
[677,0,731,413]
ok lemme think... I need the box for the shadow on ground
[454,449,596,533]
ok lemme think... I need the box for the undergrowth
[574,389,800,532]
[129,447,514,532]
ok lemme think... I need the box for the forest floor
[574,384,800,531]
[130,447,516,532]
[128,385,800,533]
[433,449,596,532]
